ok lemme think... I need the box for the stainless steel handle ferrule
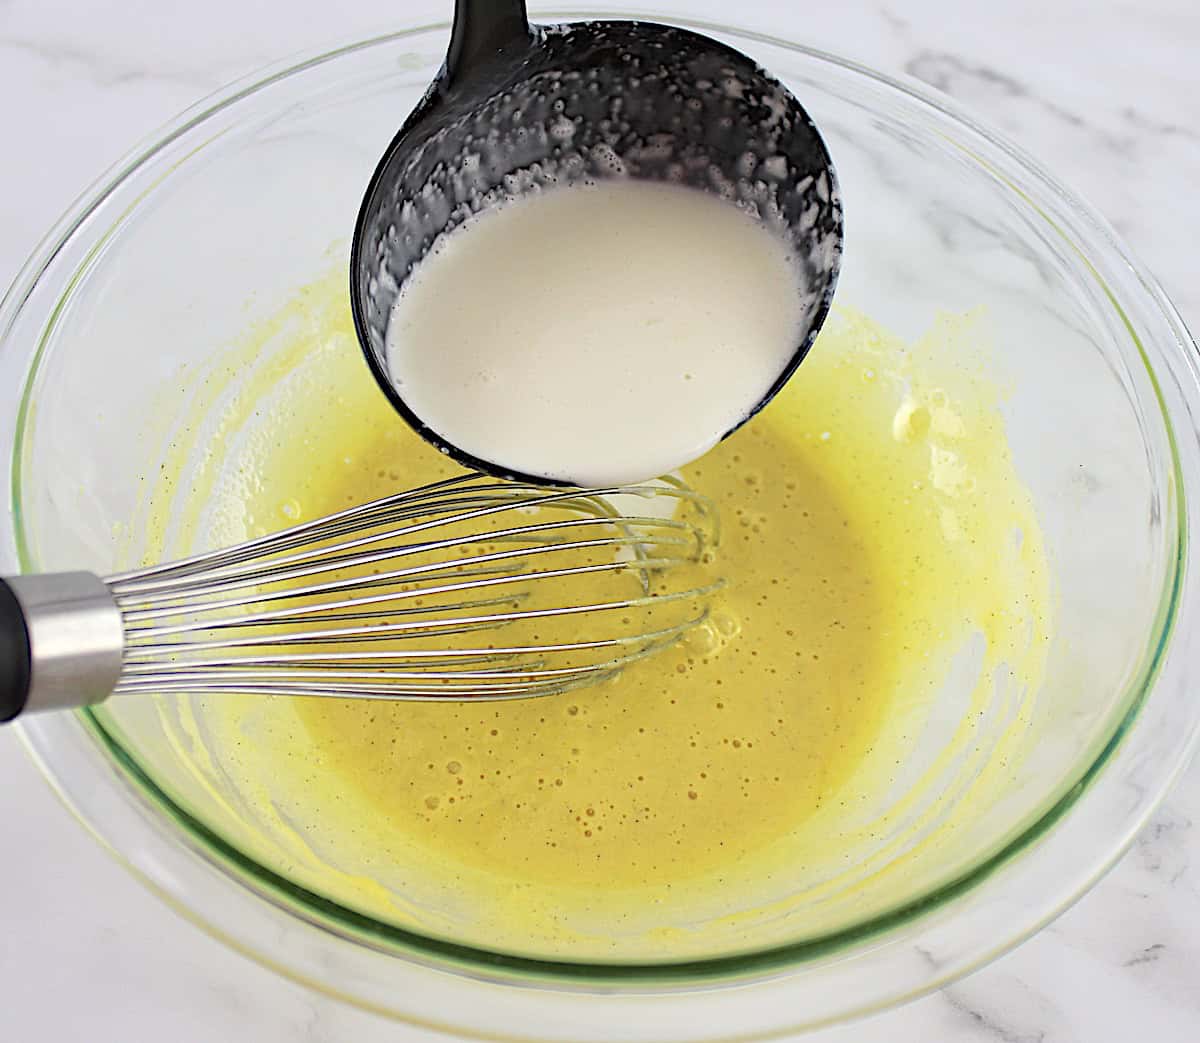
[2,572,124,717]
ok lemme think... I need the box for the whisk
[0,473,721,721]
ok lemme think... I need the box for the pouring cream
[383,179,808,486]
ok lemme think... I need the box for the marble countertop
[1,1,1197,1039]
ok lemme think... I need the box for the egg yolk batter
[145,266,1052,961]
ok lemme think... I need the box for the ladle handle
[445,0,531,86]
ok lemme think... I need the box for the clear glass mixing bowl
[3,10,1200,1041]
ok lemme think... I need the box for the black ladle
[350,0,843,485]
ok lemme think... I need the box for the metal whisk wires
[106,473,721,702]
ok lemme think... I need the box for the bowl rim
[4,7,1200,1036]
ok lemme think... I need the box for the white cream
[384,179,807,486]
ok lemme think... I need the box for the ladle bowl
[350,0,843,483]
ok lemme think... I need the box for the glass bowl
[3,10,1200,1041]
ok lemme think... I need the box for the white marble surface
[1,0,1198,1039]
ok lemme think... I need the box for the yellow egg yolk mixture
[143,267,1052,961]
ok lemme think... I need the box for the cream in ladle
[383,179,810,487]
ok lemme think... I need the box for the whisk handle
[0,580,31,722]
[0,573,125,722]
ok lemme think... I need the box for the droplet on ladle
[351,0,843,484]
